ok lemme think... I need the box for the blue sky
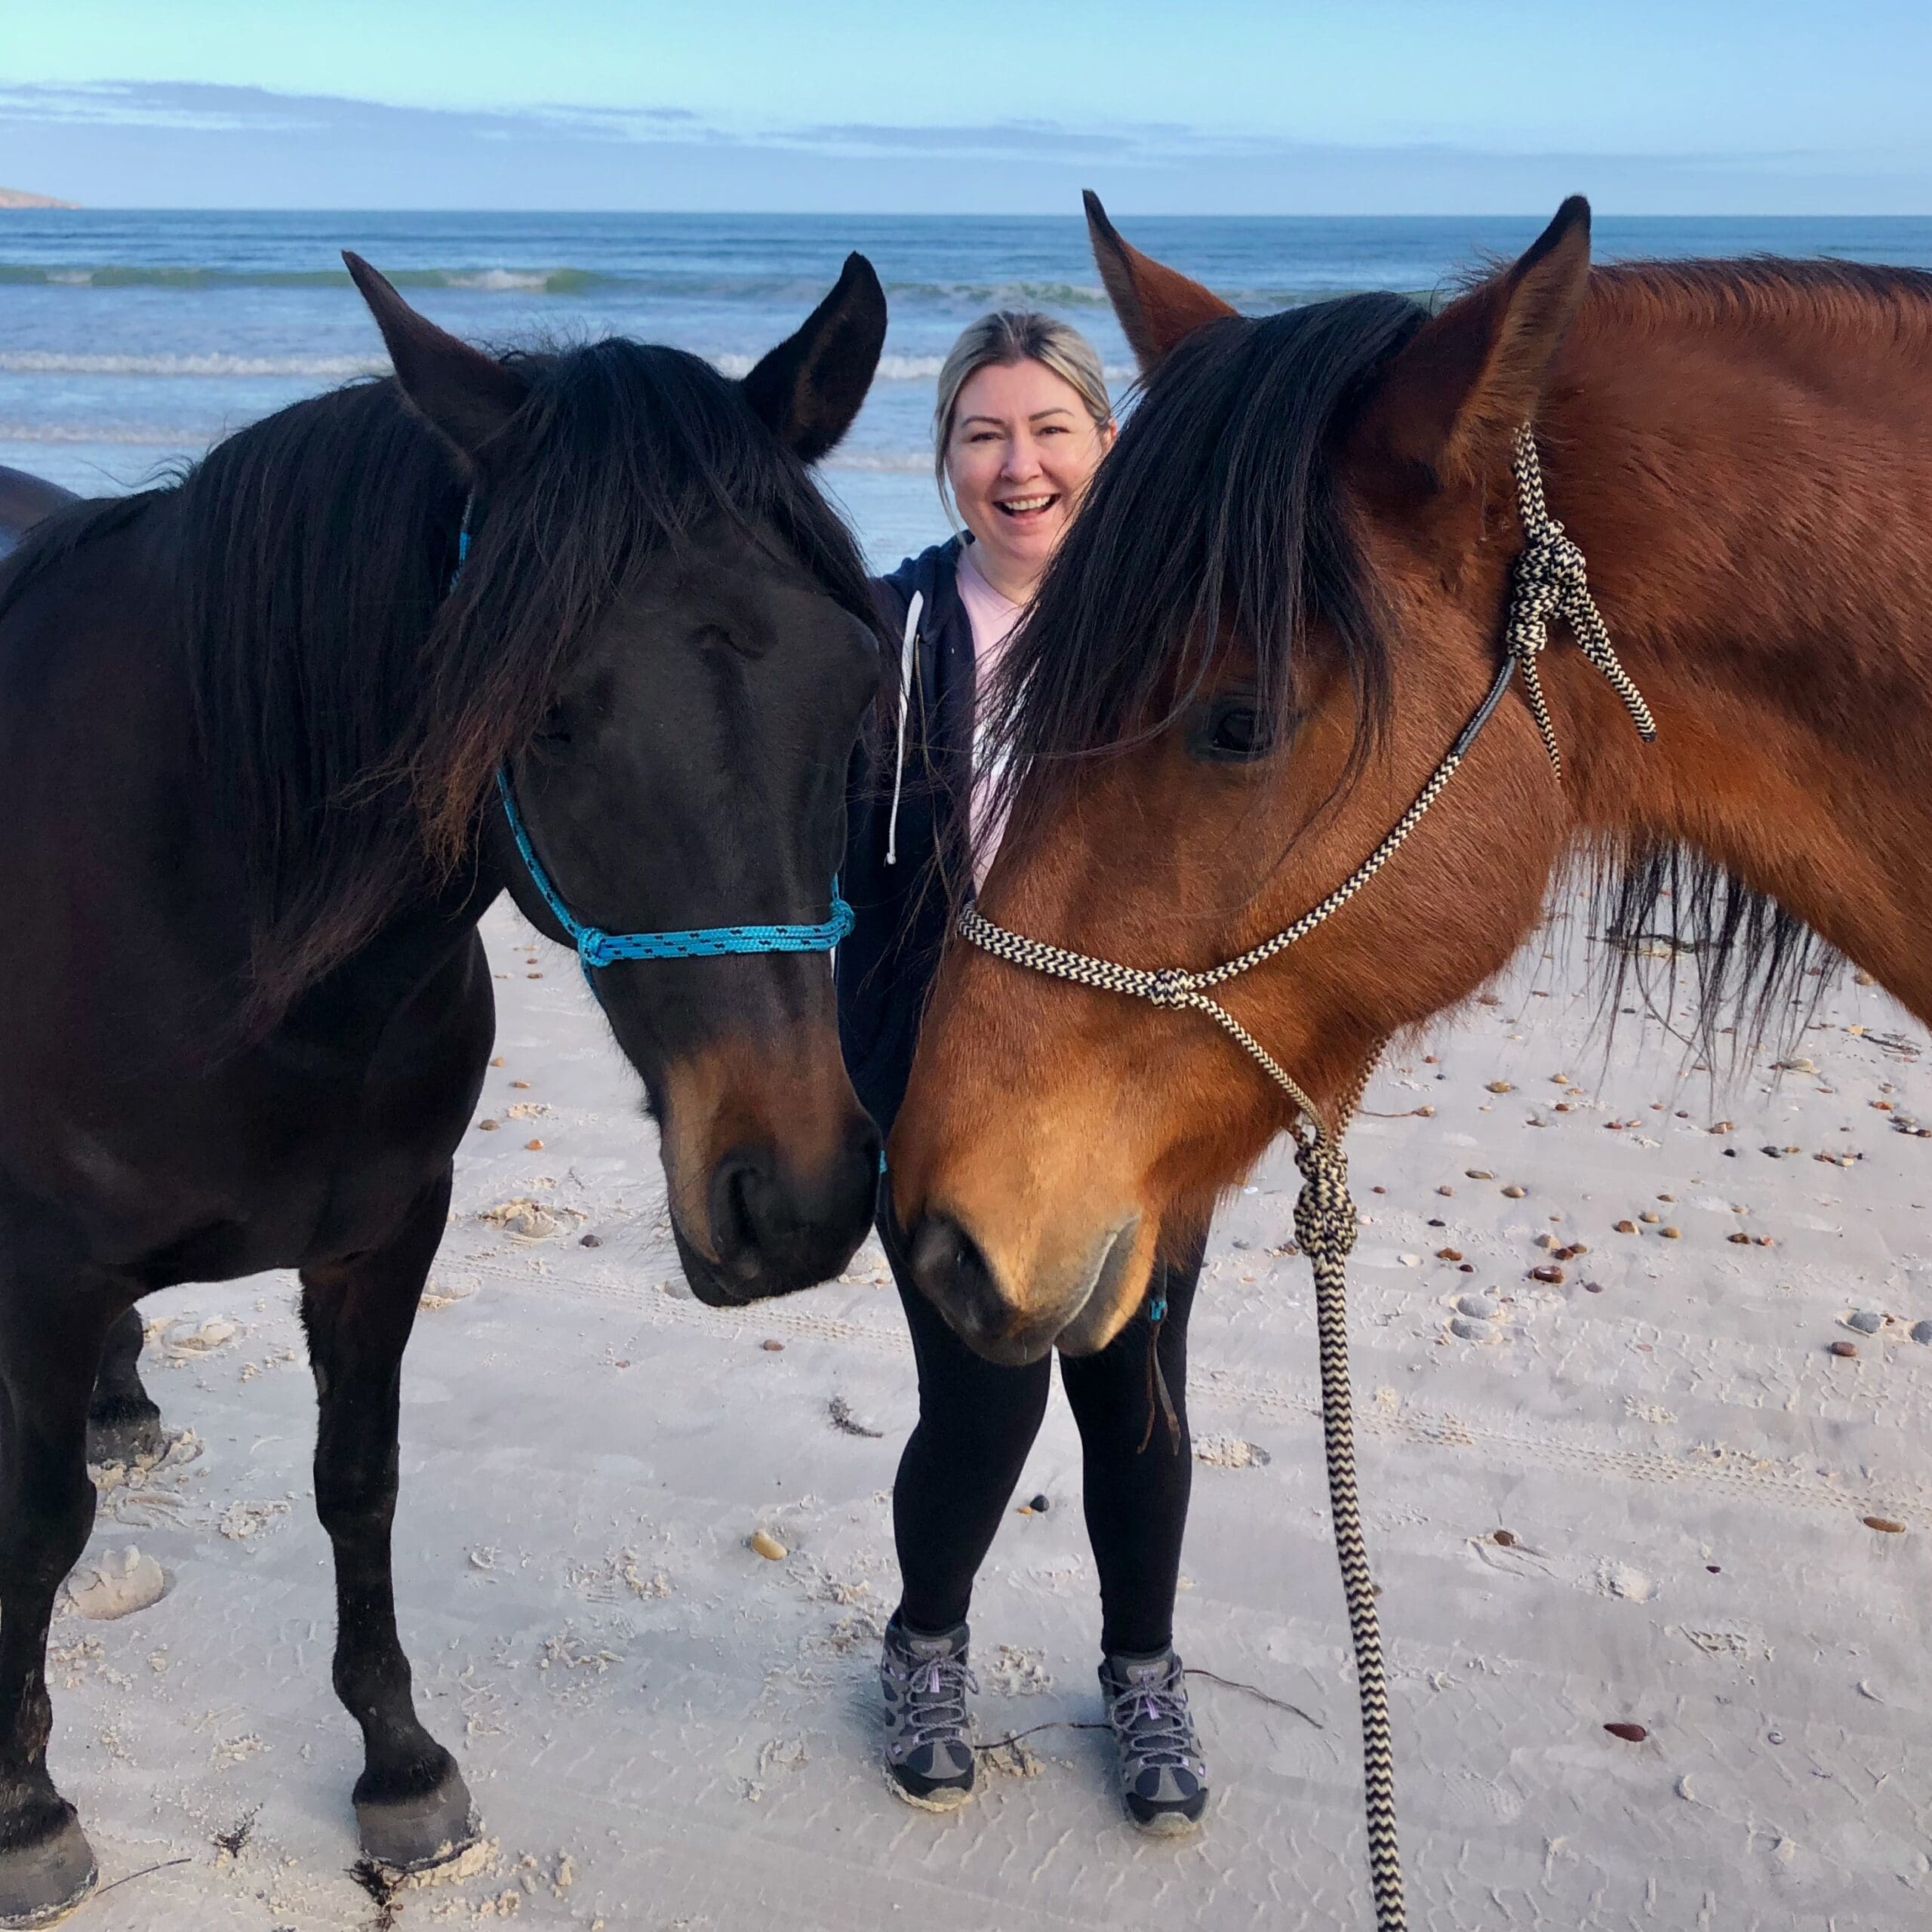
[5,1,1929,212]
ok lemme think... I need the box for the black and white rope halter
[958,423,1656,1932]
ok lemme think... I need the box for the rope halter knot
[1147,968,1194,1010]
[1293,1136,1358,1263]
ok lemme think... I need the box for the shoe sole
[1124,1802,1207,1838]
[884,1765,976,1814]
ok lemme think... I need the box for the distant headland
[0,187,79,209]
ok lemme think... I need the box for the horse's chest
[32,953,493,1287]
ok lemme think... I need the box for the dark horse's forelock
[986,291,1428,841]
[410,340,877,860]
[48,340,875,1027]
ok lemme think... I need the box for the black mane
[6,342,875,1024]
[985,292,1427,841]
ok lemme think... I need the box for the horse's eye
[531,704,572,748]
[1190,694,1272,764]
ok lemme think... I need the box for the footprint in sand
[162,1316,238,1360]
[67,1546,171,1620]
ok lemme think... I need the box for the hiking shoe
[1100,1647,1210,1835]
[880,1614,978,1810]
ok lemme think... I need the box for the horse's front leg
[85,1305,165,1468]
[0,1266,117,1929]
[300,1170,477,1872]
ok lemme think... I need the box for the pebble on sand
[1847,1310,1884,1334]
[1457,1294,1498,1319]
[1829,1340,1860,1358]
[1615,1220,1638,1233]
[749,1531,787,1561]
[1501,1183,1527,1198]
[1604,1722,1649,1743]
[761,1339,784,1352]
[1660,1226,1682,1239]
[1913,1319,1932,1346]
[477,1118,500,1131]
[1466,1168,1494,1180]
[1486,1081,1514,1094]
[1863,1516,1906,1534]
[1530,1265,1565,1284]
[1451,1315,1494,1340]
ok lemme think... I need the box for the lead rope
[957,424,1658,1932]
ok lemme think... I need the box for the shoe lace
[896,1651,979,1746]
[1107,1674,1198,1768]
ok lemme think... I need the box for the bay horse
[0,256,886,1924]
[886,193,1932,1913]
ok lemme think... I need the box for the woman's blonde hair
[932,310,1112,520]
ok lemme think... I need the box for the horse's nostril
[908,1214,998,1326]
[703,1130,878,1298]
[710,1152,772,1281]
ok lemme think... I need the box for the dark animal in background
[0,251,886,1924]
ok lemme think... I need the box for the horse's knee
[313,1460,398,1546]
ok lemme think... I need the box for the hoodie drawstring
[884,589,923,867]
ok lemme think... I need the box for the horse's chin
[670,1220,755,1308]
[1048,1228,1150,1358]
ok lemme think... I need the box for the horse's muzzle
[676,1124,881,1306]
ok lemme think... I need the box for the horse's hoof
[0,1809,98,1930]
[85,1405,168,1469]
[355,1768,478,1875]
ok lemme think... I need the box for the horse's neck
[1549,301,1932,1013]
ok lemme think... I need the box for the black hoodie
[836,537,978,1136]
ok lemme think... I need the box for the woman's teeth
[995,494,1056,517]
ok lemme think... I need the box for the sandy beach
[38,895,1932,1930]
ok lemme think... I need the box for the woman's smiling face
[943,358,1114,592]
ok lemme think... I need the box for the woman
[838,312,1211,1835]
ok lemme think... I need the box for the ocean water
[4,208,1931,569]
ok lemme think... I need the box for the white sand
[44,900,1932,1929]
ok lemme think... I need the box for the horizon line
[8,205,1931,221]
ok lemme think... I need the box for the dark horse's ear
[742,253,887,463]
[1084,189,1237,373]
[1358,197,1592,488]
[343,251,531,462]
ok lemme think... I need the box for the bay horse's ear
[1357,197,1592,488]
[742,253,887,463]
[343,251,531,462]
[1084,189,1237,372]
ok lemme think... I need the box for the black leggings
[885,1217,1204,1657]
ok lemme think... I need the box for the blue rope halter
[454,510,854,986]
[494,768,852,977]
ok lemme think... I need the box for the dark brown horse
[889,191,1932,1370]
[0,257,886,1924]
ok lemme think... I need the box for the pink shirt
[955,544,1024,884]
